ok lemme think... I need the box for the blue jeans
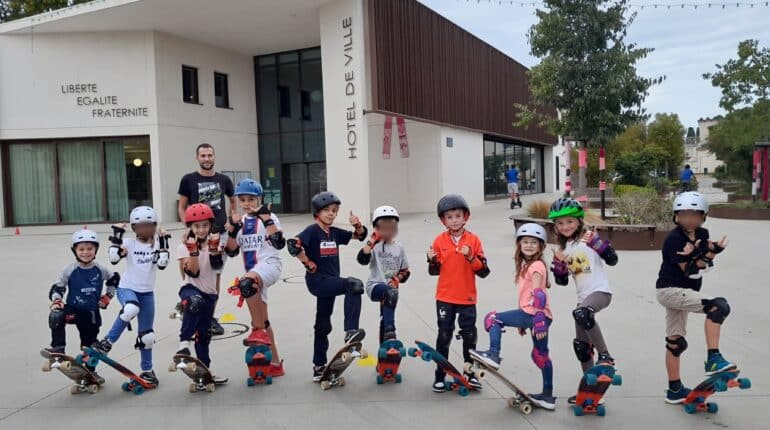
[106,288,155,371]
[370,283,396,344]
[488,309,553,394]
[307,276,362,366]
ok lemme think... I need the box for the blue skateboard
[407,340,477,396]
[683,368,750,414]
[79,347,156,395]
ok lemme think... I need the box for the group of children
[46,182,737,409]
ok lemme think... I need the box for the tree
[0,0,90,23]
[707,107,764,183]
[647,113,685,179]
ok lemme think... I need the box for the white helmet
[130,206,158,225]
[516,223,547,242]
[71,229,99,246]
[673,192,708,214]
[372,205,399,226]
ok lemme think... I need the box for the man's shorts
[247,259,282,302]
[507,182,519,194]
[656,287,710,337]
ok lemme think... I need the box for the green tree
[707,107,764,183]
[647,113,685,179]
[0,0,90,23]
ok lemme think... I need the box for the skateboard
[468,352,543,415]
[376,339,406,384]
[79,346,157,395]
[319,341,368,391]
[168,354,223,393]
[40,349,102,394]
[245,343,273,386]
[572,363,622,417]
[407,340,477,396]
[682,368,751,414]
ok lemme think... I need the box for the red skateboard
[682,368,750,414]
[572,364,622,417]
[376,339,406,384]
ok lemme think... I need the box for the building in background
[683,116,724,175]
[0,0,556,226]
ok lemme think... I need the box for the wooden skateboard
[376,339,406,384]
[682,368,750,414]
[168,354,223,393]
[468,352,544,414]
[572,363,622,417]
[245,344,273,386]
[79,346,156,395]
[40,349,102,394]
[319,341,368,391]
[407,340,477,396]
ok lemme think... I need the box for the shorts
[246,259,282,303]
[656,287,710,337]
[507,182,519,194]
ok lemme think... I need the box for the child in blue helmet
[224,178,286,376]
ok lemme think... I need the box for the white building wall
[439,127,484,207]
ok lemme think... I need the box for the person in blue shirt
[506,164,522,208]
[680,164,694,193]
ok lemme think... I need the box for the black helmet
[311,191,341,215]
[437,194,470,218]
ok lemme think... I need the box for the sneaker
[432,380,447,393]
[210,318,225,336]
[312,365,326,382]
[176,347,192,356]
[91,370,106,385]
[44,346,65,355]
[211,374,229,385]
[465,372,482,390]
[270,360,285,377]
[704,353,736,376]
[91,339,112,354]
[140,370,159,386]
[469,349,501,370]
[665,386,692,404]
[344,328,366,344]
[568,394,605,405]
[243,328,271,346]
[529,392,556,410]
[383,330,397,341]
[597,352,615,366]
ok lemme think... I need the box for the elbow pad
[428,258,441,276]
[105,272,121,288]
[588,235,618,266]
[472,256,490,278]
[267,231,286,250]
[49,284,66,301]
[396,268,411,284]
[155,250,170,270]
[108,246,122,264]
[357,249,372,265]
[533,288,547,310]
[287,238,304,257]
[209,253,224,270]
[184,268,200,278]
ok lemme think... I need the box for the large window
[182,65,199,104]
[2,136,152,225]
[484,137,544,199]
[255,47,325,213]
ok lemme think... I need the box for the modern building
[684,116,724,175]
[0,0,557,226]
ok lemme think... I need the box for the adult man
[178,143,236,335]
[506,164,522,209]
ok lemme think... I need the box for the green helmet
[548,198,584,219]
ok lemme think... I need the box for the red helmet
[185,203,214,223]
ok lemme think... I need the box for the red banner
[382,116,393,159]
[578,148,587,168]
[397,117,409,158]
[599,148,606,171]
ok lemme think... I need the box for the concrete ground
[2,185,767,430]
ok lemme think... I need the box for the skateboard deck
[40,349,102,394]
[376,339,405,384]
[79,346,156,395]
[169,354,222,393]
[468,352,543,414]
[682,368,750,414]
[245,344,273,386]
[407,340,477,396]
[572,363,622,417]
[319,341,367,391]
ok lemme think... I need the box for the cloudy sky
[419,0,770,130]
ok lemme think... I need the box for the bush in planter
[613,191,674,230]
[732,200,770,209]
[526,199,603,225]
[613,184,656,197]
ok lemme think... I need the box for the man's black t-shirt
[178,172,234,233]
[656,226,710,291]
[296,224,353,284]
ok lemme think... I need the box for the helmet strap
[71,246,97,265]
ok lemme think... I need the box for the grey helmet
[311,191,341,215]
[436,194,470,218]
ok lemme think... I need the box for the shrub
[732,200,770,209]
[613,184,656,197]
[613,191,674,230]
[527,200,552,219]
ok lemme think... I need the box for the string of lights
[461,0,770,10]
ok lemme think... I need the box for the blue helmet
[235,178,263,197]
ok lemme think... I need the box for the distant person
[506,165,522,209]
[680,164,694,193]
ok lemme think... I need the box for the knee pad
[572,306,596,330]
[436,327,453,348]
[483,311,502,332]
[573,339,594,363]
[704,297,730,324]
[346,277,364,295]
[134,330,156,350]
[239,277,259,299]
[183,294,204,314]
[383,288,399,307]
[264,319,270,329]
[531,346,551,369]
[459,326,477,345]
[665,336,688,357]
[119,302,140,323]
[49,308,66,329]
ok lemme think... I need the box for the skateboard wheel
[86,357,99,368]
[596,405,606,417]
[169,311,178,319]
[376,374,384,384]
[706,402,718,413]
[247,377,255,387]
[585,373,598,386]
[168,363,177,373]
[133,385,145,395]
[476,370,486,379]
[463,363,473,373]
[572,405,583,416]
[684,403,697,414]
[60,361,72,370]
[70,385,81,395]
[87,384,99,394]
[42,361,52,372]
[507,398,517,408]
[395,373,402,383]
[206,383,216,393]
[714,379,728,392]
[74,354,84,365]
[359,348,368,359]
[189,383,197,393]
[422,352,432,362]
[738,378,751,389]
[378,348,387,361]
[458,386,469,397]
[399,347,406,357]
[187,362,197,373]
[266,376,273,385]
[612,374,622,386]
[338,377,346,387]
[320,380,332,390]
[121,382,131,392]
[520,402,532,415]
[340,352,351,363]
[407,347,418,357]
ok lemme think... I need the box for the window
[278,85,291,118]
[214,72,230,108]
[182,66,199,104]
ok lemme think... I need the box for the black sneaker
[597,352,615,366]
[344,328,366,344]
[432,380,447,393]
[91,339,112,354]
[465,371,482,390]
[176,347,192,356]
[210,318,225,336]
[383,330,397,341]
[313,365,326,382]
[211,374,229,385]
[44,346,65,355]
[529,392,556,410]
[141,370,159,386]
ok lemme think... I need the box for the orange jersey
[431,230,486,305]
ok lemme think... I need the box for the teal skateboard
[682,368,750,414]
[407,340,477,396]
[376,339,406,384]
[573,363,622,417]
[79,346,156,395]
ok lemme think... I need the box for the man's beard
[199,162,214,171]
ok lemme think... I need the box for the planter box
[709,205,770,220]
[727,194,753,203]
[510,216,669,250]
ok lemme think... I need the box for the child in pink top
[471,223,555,410]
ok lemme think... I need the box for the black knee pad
[436,327,453,349]
[572,306,596,330]
[665,336,688,357]
[49,309,66,330]
[264,319,270,329]
[239,277,259,299]
[703,297,730,324]
[573,339,594,363]
[459,326,477,345]
[384,288,399,307]
[346,277,364,295]
[185,294,204,314]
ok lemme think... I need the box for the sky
[418,0,770,130]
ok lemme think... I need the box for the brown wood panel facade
[366,0,556,145]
